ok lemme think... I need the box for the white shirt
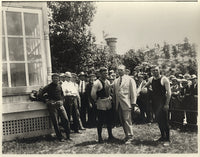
[61,81,78,96]
[79,80,86,93]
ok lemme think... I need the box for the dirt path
[2,123,197,154]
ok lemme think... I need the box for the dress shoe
[74,130,82,134]
[80,127,86,130]
[98,138,103,143]
[59,138,65,142]
[108,136,117,141]
[65,137,73,141]
[154,137,166,142]
[125,138,132,144]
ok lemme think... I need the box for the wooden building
[2,2,53,141]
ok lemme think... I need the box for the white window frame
[2,7,47,95]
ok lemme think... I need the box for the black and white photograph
[1,1,199,154]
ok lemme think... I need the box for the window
[2,7,45,89]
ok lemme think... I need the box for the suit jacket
[113,75,137,110]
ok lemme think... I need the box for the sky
[90,2,200,55]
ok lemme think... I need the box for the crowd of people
[31,63,197,145]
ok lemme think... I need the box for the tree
[172,45,178,58]
[122,49,141,74]
[163,42,170,59]
[48,2,96,73]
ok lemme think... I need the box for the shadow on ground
[75,137,124,147]
[131,139,159,146]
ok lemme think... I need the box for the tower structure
[105,37,117,54]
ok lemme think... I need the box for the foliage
[47,3,197,76]
[123,38,197,76]
[48,1,96,73]
[81,44,122,74]
[122,49,141,74]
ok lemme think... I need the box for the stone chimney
[105,37,117,54]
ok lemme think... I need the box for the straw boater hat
[51,73,60,77]
[60,73,66,77]
[65,72,72,78]
[78,72,86,77]
[181,79,188,83]
[169,75,175,80]
[183,73,191,80]
[178,74,184,79]
[89,73,96,77]
[189,74,197,80]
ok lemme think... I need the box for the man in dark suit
[78,72,88,127]
[187,74,197,125]
[85,73,97,128]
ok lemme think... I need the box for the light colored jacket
[113,75,137,110]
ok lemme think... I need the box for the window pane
[24,13,40,36]
[8,38,24,61]
[2,63,8,87]
[26,39,42,61]
[10,63,26,87]
[28,63,43,86]
[2,11,5,35]
[2,37,6,61]
[6,11,22,35]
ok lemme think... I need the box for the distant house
[2,2,53,141]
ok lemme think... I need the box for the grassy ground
[2,123,197,154]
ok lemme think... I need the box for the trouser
[47,100,70,139]
[137,96,145,122]
[80,93,88,127]
[87,102,97,127]
[170,96,184,123]
[96,109,113,139]
[64,96,79,132]
[185,96,198,125]
[146,92,153,122]
[118,105,133,138]
[153,98,170,140]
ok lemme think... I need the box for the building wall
[2,2,53,141]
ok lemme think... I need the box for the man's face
[101,70,108,79]
[192,79,197,84]
[79,76,85,81]
[60,76,66,82]
[151,67,160,77]
[89,77,96,84]
[52,76,60,84]
[65,76,71,82]
[182,82,188,87]
[71,77,75,82]
[118,68,125,77]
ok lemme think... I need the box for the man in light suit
[113,65,137,144]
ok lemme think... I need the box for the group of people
[133,70,197,126]
[169,73,197,125]
[35,63,197,146]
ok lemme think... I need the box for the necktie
[81,81,83,93]
[119,77,122,86]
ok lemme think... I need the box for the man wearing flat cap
[38,73,71,142]
[91,67,115,143]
